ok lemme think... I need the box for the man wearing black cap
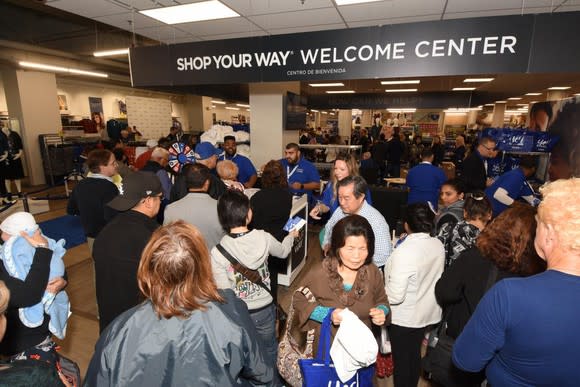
[92,172,162,332]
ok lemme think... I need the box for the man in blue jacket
[406,148,447,210]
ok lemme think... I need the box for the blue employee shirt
[453,271,580,386]
[406,162,447,210]
[321,183,373,214]
[219,153,256,185]
[485,168,533,216]
[279,157,320,200]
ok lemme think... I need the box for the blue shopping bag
[299,309,375,387]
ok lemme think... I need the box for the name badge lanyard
[287,165,299,179]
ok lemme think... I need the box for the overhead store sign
[130,12,580,86]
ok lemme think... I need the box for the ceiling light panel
[19,61,108,78]
[380,80,420,85]
[335,0,383,5]
[93,48,129,57]
[452,87,476,91]
[525,92,542,96]
[140,1,240,25]
[326,90,355,94]
[385,89,417,93]
[508,97,522,100]
[547,86,571,90]
[463,78,494,82]
[309,83,345,87]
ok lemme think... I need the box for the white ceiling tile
[198,30,267,41]
[348,14,441,28]
[248,8,344,30]
[446,0,524,13]
[135,25,192,41]
[125,0,188,11]
[48,0,129,18]
[339,0,445,22]
[222,0,335,16]
[267,23,348,36]
[95,12,164,30]
[177,18,263,36]
[169,36,204,44]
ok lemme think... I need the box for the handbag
[215,244,287,324]
[299,309,375,387]
[422,265,498,386]
[277,287,316,387]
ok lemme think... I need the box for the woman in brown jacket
[294,215,390,347]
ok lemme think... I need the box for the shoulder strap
[215,243,273,298]
[285,286,317,345]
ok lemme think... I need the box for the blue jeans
[249,303,280,386]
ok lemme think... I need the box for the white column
[249,82,300,168]
[337,109,351,143]
[1,68,61,185]
[491,102,506,128]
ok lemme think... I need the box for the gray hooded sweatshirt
[210,229,294,310]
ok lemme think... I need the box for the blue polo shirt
[406,162,447,210]
[279,157,320,200]
[485,168,533,216]
[218,153,256,185]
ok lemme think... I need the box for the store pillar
[491,102,506,128]
[249,82,300,168]
[1,68,61,185]
[185,94,212,132]
[337,110,351,143]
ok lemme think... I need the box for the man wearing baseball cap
[194,142,226,200]
[93,172,162,332]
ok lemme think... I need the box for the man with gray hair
[141,146,172,200]
[322,175,392,268]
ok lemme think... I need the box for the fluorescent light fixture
[525,92,542,96]
[236,103,250,108]
[335,0,382,5]
[246,109,251,112]
[330,112,336,116]
[517,103,529,106]
[508,97,522,100]
[530,101,539,104]
[452,87,476,91]
[310,109,319,112]
[225,106,240,111]
[309,82,344,87]
[495,100,507,103]
[385,89,417,93]
[93,48,129,57]
[575,93,580,96]
[211,100,226,104]
[321,111,328,114]
[484,103,495,106]
[445,108,471,113]
[140,0,239,24]
[387,108,416,113]
[325,90,355,94]
[380,80,420,85]
[19,61,107,78]
[463,78,494,82]
[211,105,216,109]
[547,86,571,90]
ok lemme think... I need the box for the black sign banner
[130,12,579,87]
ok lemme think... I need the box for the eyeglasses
[481,144,496,151]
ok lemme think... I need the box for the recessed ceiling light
[385,89,417,93]
[236,103,250,108]
[309,83,344,87]
[525,92,542,96]
[452,87,476,91]
[19,61,108,78]
[463,78,494,82]
[211,100,226,104]
[387,108,417,113]
[326,90,355,94]
[508,97,522,100]
[380,80,420,85]
[547,86,571,90]
[496,100,507,103]
[93,48,129,57]
[335,0,382,5]
[140,0,240,25]
[225,106,240,111]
